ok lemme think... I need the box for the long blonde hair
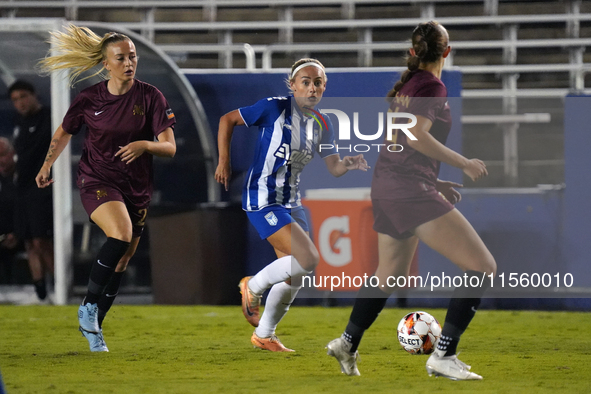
[38,24,131,86]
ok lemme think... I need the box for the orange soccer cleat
[239,276,262,327]
[251,331,295,352]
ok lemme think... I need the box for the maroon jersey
[371,70,452,200]
[62,80,175,205]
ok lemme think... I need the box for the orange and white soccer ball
[397,311,441,355]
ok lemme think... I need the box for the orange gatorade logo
[303,199,378,290]
[96,189,108,200]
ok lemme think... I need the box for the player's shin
[255,278,302,338]
[437,270,490,357]
[84,238,130,305]
[97,270,125,328]
[343,277,390,352]
[248,256,309,295]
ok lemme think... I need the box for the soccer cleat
[425,352,482,380]
[251,331,294,352]
[326,337,360,376]
[79,327,109,352]
[454,354,472,370]
[239,277,262,327]
[78,302,100,333]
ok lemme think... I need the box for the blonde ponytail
[38,24,130,86]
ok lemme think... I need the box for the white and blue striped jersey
[239,96,338,211]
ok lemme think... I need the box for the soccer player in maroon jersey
[35,25,176,352]
[327,21,496,380]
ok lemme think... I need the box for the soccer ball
[397,311,441,355]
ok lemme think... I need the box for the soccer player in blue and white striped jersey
[216,58,369,352]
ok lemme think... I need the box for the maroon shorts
[79,183,149,238]
[372,193,454,240]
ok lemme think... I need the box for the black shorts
[14,186,53,240]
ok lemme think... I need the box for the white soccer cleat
[78,302,99,333]
[79,327,109,352]
[426,352,482,380]
[326,337,360,376]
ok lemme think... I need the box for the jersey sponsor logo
[166,108,175,119]
[96,189,108,200]
[264,212,279,226]
[133,104,145,116]
[94,110,105,116]
[274,143,312,168]
[28,126,36,133]
[274,143,291,162]
[290,149,313,170]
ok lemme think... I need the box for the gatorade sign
[303,198,378,290]
[318,215,352,268]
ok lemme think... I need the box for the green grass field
[1,305,591,393]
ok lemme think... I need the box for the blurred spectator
[0,137,19,283]
[8,80,54,300]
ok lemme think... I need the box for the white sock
[248,256,309,295]
[255,281,301,338]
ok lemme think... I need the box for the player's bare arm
[323,153,370,177]
[36,124,72,188]
[115,127,176,164]
[215,109,245,191]
[435,179,463,204]
[404,115,487,181]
